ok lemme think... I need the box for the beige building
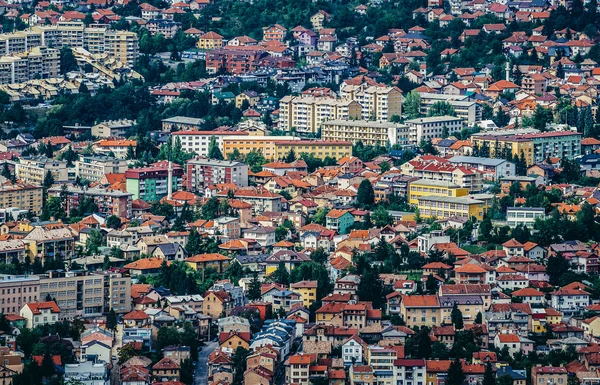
[321,119,409,147]
[278,95,362,134]
[0,183,44,215]
[399,295,441,328]
[92,271,132,314]
[0,46,60,85]
[0,22,141,66]
[39,270,104,319]
[339,83,403,121]
[0,275,41,315]
[75,156,129,182]
[91,119,134,138]
[16,156,70,185]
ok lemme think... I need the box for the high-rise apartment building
[0,183,44,215]
[278,95,362,134]
[38,270,104,319]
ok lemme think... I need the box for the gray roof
[449,156,509,167]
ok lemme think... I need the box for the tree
[117,344,137,364]
[404,91,421,119]
[106,309,117,331]
[357,268,384,309]
[425,274,438,293]
[547,253,570,285]
[448,358,465,385]
[232,346,249,385]
[275,225,288,242]
[42,170,55,189]
[475,311,483,324]
[357,179,375,206]
[85,229,103,255]
[483,362,496,385]
[372,206,394,227]
[207,135,223,160]
[247,271,262,301]
[419,138,438,155]
[60,47,78,74]
[201,197,219,220]
[106,215,121,230]
[427,101,456,117]
[284,148,296,163]
[451,303,464,329]
[269,263,290,285]
[186,229,202,256]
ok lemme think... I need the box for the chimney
[506,62,510,82]
[167,161,173,200]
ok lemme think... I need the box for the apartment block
[278,95,362,134]
[0,46,59,85]
[171,130,249,157]
[92,271,132,314]
[506,207,546,228]
[339,83,403,121]
[185,159,249,192]
[75,156,129,182]
[408,179,469,206]
[91,119,134,138]
[471,129,581,165]
[16,156,70,184]
[221,136,300,159]
[403,160,484,192]
[0,183,44,215]
[125,162,184,201]
[405,115,463,144]
[0,275,40,315]
[321,119,409,147]
[273,140,352,160]
[48,185,133,218]
[39,270,104,319]
[415,194,488,220]
[93,139,137,159]
[419,93,480,125]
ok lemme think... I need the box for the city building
[278,95,362,134]
[0,275,40,315]
[48,185,132,218]
[125,162,184,201]
[221,136,299,159]
[185,159,249,192]
[273,140,352,160]
[321,119,409,147]
[92,271,132,314]
[339,83,403,121]
[91,119,134,138]
[448,156,516,180]
[0,183,43,215]
[0,46,59,84]
[506,207,546,228]
[16,156,70,185]
[404,116,464,144]
[408,179,469,206]
[39,270,104,319]
[20,301,60,328]
[75,156,129,182]
[419,93,481,125]
[92,140,137,159]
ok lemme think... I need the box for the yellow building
[222,137,286,160]
[274,140,352,160]
[408,179,469,206]
[185,253,231,273]
[416,195,488,220]
[196,31,224,50]
[533,308,562,334]
[0,183,44,215]
[471,135,534,166]
[399,295,441,328]
[290,280,318,307]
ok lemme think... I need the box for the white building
[393,359,427,385]
[75,156,129,182]
[342,335,365,366]
[17,156,70,184]
[506,207,546,228]
[551,286,590,317]
[449,156,515,180]
[321,119,409,147]
[185,159,248,191]
[417,230,451,253]
[405,115,463,145]
[20,301,60,328]
[64,360,109,385]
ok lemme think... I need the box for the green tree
[85,229,103,255]
[117,344,137,364]
[427,101,456,117]
[269,263,290,285]
[451,303,464,330]
[106,309,117,331]
[60,47,78,74]
[247,271,262,301]
[547,253,570,285]
[186,229,202,256]
[284,148,296,163]
[105,215,121,230]
[483,362,495,385]
[207,135,223,160]
[447,358,465,385]
[372,206,393,227]
[404,91,421,119]
[42,170,55,189]
[357,179,375,206]
[201,197,219,220]
[475,311,483,324]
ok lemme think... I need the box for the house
[123,310,151,328]
[511,288,545,305]
[531,366,567,385]
[152,357,180,382]
[290,281,318,307]
[551,283,590,317]
[400,295,440,328]
[326,209,355,234]
[203,291,233,319]
[342,335,366,366]
[20,301,60,328]
[185,254,231,273]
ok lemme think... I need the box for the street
[194,341,218,385]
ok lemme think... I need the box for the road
[195,341,218,385]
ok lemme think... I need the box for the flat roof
[417,195,483,204]
[507,207,545,212]
[162,116,204,125]
[405,115,463,124]
[449,156,509,166]
[411,179,462,188]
